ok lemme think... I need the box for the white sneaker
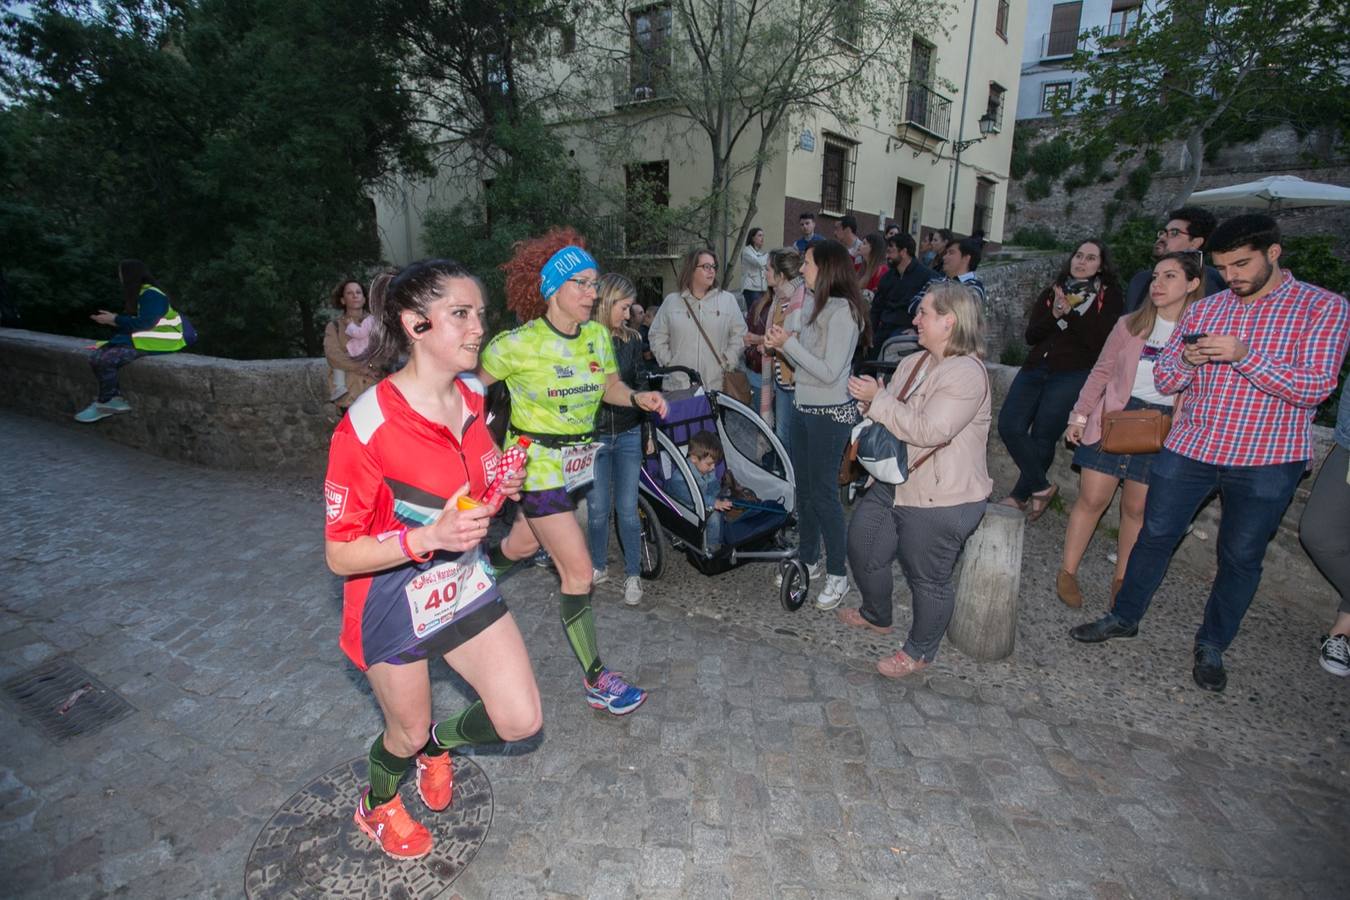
[777,561,822,588]
[591,568,610,586]
[623,576,643,606]
[814,574,850,611]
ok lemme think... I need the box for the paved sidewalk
[0,410,1345,898]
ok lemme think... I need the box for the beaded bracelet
[398,527,433,563]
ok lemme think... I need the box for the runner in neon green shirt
[477,232,667,716]
[481,316,618,491]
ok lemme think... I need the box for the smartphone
[1181,333,1206,344]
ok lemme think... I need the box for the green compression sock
[487,543,515,577]
[366,734,413,809]
[560,591,603,683]
[423,700,500,756]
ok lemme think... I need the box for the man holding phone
[1070,214,1350,693]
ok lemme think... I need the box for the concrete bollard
[947,501,1025,661]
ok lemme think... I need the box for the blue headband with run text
[540,245,598,299]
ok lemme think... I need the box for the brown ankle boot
[1056,569,1084,609]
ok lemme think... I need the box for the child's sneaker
[584,668,647,715]
[353,790,433,860]
[814,574,850,611]
[623,576,643,606]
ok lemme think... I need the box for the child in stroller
[664,430,734,551]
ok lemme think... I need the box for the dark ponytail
[118,259,160,314]
[361,258,482,364]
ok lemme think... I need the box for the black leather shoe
[1069,614,1139,643]
[1192,647,1227,692]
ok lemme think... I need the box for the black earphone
[413,320,432,334]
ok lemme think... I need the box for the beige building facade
[375,0,1026,298]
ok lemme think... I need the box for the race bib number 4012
[404,558,491,637]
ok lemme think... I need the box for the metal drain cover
[2,658,135,742]
[245,755,492,899]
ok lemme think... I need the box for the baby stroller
[626,366,813,610]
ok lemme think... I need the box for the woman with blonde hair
[649,246,747,392]
[587,273,650,606]
[839,281,993,678]
[1055,251,1206,609]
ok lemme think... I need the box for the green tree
[1,0,427,358]
[1068,0,1349,212]
[577,0,951,288]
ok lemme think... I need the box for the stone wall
[0,329,336,473]
[978,255,1061,360]
[985,363,1341,623]
[1005,121,1350,253]
[1,327,1339,619]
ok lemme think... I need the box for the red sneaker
[415,752,454,812]
[353,790,433,860]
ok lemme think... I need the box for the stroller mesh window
[719,403,786,479]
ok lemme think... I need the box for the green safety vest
[129,285,187,352]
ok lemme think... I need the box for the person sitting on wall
[932,236,988,305]
[1122,207,1226,314]
[76,260,189,424]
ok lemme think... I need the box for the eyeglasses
[696,263,718,272]
[1157,227,1192,239]
[567,277,602,291]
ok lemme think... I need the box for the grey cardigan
[781,294,860,407]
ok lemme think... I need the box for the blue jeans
[774,385,797,460]
[1113,449,1306,651]
[586,427,643,576]
[997,364,1089,501]
[790,409,852,576]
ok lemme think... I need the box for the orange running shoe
[353,790,433,860]
[415,752,454,812]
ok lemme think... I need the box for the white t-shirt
[1130,317,1178,406]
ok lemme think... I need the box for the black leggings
[1300,444,1350,616]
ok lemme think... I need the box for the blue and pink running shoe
[584,668,647,715]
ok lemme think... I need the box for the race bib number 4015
[404,558,491,637]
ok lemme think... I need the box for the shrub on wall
[1010,127,1032,180]
[1026,173,1054,201]
[1010,226,1064,250]
[1029,137,1075,178]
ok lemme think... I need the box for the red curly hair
[501,226,590,323]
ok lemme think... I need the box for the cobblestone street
[1,409,1346,898]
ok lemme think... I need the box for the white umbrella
[1189,175,1350,210]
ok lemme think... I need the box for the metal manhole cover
[1,658,135,742]
[245,755,492,899]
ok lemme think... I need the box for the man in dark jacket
[1123,206,1226,312]
[870,233,937,352]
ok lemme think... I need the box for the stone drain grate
[2,658,136,742]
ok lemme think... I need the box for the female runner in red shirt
[324,259,541,860]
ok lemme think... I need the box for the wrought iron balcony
[894,82,952,154]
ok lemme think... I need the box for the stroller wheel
[627,494,665,580]
[779,559,809,612]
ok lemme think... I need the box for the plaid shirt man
[1155,271,1350,466]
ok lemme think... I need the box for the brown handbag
[682,294,752,405]
[1099,408,1172,455]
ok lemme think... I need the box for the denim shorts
[1072,396,1174,485]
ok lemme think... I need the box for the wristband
[630,391,642,409]
[398,527,433,563]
